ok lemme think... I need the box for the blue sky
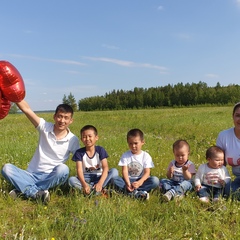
[1,0,240,111]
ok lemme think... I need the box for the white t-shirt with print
[216,127,240,177]
[167,160,196,182]
[118,150,154,179]
[194,163,231,188]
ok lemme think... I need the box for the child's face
[207,152,224,169]
[173,145,189,166]
[127,136,144,155]
[81,129,98,148]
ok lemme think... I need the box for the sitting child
[112,128,159,200]
[68,125,118,196]
[195,146,231,203]
[160,139,196,201]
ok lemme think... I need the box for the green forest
[78,81,240,111]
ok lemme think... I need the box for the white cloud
[205,73,219,78]
[157,6,164,11]
[83,56,168,74]
[6,54,86,66]
[24,78,36,86]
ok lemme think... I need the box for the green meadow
[0,106,240,240]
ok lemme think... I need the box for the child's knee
[68,176,77,187]
[151,176,160,188]
[110,168,119,178]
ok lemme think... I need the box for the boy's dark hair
[127,128,144,141]
[55,104,74,116]
[80,125,98,136]
[206,146,224,159]
[233,102,240,116]
[172,139,190,152]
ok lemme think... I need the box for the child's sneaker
[199,197,209,203]
[163,190,173,201]
[134,190,149,200]
[163,189,177,202]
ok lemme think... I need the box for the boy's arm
[166,162,174,179]
[194,167,202,191]
[16,100,40,128]
[122,165,134,192]
[94,158,109,192]
[131,168,150,189]
[76,161,91,194]
[182,163,195,180]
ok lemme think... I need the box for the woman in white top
[216,102,240,197]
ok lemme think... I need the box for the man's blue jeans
[1,163,69,198]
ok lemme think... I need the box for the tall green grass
[0,106,239,239]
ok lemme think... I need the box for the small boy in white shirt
[112,128,159,200]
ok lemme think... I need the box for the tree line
[10,81,239,113]
[74,81,240,111]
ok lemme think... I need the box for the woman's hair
[233,102,240,115]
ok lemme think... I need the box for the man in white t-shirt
[1,100,80,203]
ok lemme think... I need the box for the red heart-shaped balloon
[0,61,25,102]
[0,88,11,119]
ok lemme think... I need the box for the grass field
[0,106,240,240]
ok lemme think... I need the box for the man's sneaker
[134,190,149,200]
[35,190,50,204]
[9,189,20,200]
[163,190,173,202]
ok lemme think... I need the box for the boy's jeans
[68,168,119,190]
[197,184,223,199]
[1,163,69,198]
[160,178,192,195]
[113,176,159,193]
